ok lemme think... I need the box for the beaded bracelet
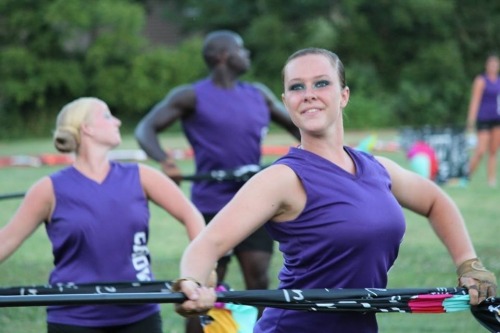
[171,277,202,292]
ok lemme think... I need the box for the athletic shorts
[47,312,162,333]
[203,213,274,255]
[476,119,500,131]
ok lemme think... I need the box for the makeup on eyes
[288,79,331,91]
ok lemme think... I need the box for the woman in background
[466,53,500,187]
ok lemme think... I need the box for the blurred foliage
[0,0,206,138]
[1,0,499,138]
[170,0,500,128]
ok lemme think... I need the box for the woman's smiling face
[282,53,349,136]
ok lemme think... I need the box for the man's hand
[161,158,183,185]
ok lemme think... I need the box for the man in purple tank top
[135,30,300,333]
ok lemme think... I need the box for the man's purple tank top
[477,74,500,121]
[46,162,159,327]
[256,147,406,333]
[182,78,269,213]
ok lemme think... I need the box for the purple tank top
[182,78,270,213]
[477,74,500,121]
[256,147,406,333]
[46,162,159,326]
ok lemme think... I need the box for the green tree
[166,0,500,128]
[0,0,207,138]
[2,0,500,137]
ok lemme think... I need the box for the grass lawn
[0,130,498,332]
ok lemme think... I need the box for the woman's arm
[139,164,204,241]
[0,177,53,263]
[376,156,496,304]
[175,164,304,314]
[466,76,485,130]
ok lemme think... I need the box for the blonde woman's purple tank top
[46,162,159,327]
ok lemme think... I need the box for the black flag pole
[0,191,25,200]
[0,282,498,332]
[0,164,269,201]
[0,292,186,307]
[182,164,265,182]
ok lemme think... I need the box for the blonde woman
[0,97,205,333]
